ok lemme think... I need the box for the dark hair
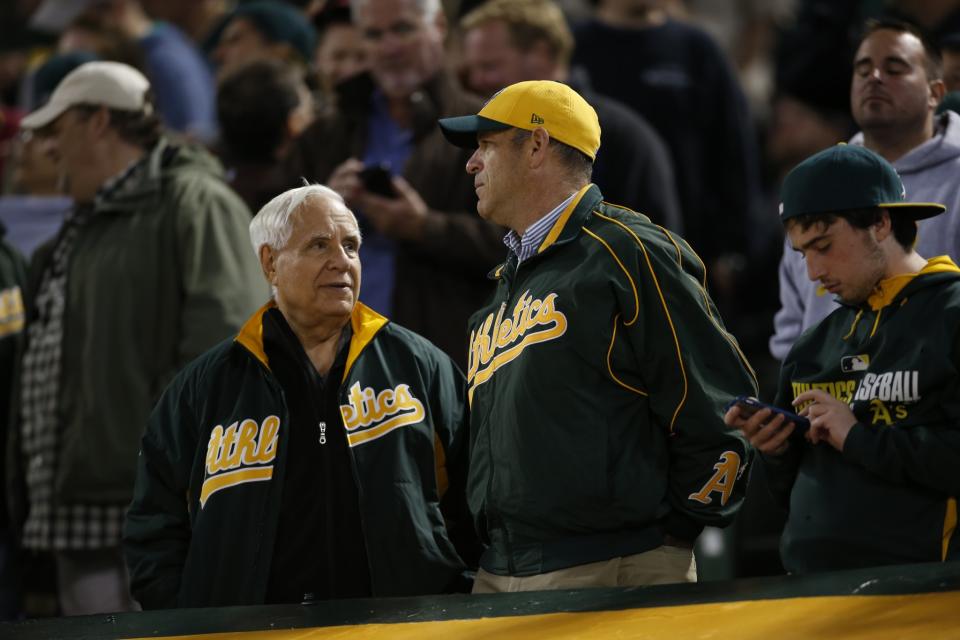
[860,18,942,80]
[217,59,305,162]
[788,207,918,250]
[74,90,163,149]
[510,127,593,183]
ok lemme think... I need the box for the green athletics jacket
[6,140,267,528]
[466,184,756,576]
[124,302,473,608]
[772,256,960,573]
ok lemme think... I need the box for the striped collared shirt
[503,192,576,264]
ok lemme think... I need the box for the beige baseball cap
[21,61,152,130]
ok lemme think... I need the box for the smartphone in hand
[358,164,397,198]
[725,396,810,433]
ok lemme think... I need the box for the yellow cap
[438,80,601,160]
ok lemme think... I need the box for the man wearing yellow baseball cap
[439,80,758,593]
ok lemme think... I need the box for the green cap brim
[881,202,946,221]
[437,115,510,149]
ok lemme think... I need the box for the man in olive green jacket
[6,61,266,615]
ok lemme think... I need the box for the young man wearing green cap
[727,143,960,573]
[439,80,757,592]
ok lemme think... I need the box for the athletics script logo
[339,382,425,447]
[201,416,280,508]
[467,290,568,401]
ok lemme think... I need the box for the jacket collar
[489,184,603,280]
[866,255,960,311]
[235,300,389,382]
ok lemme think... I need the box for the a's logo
[530,113,545,125]
[841,354,870,372]
[688,451,742,506]
[0,286,24,339]
[467,290,567,401]
[201,415,280,508]
[340,382,425,447]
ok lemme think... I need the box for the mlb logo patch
[841,354,870,373]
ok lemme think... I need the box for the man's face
[463,21,533,97]
[213,17,272,76]
[851,29,938,133]
[267,198,362,327]
[465,128,525,230]
[787,216,887,306]
[37,107,101,202]
[356,0,445,99]
[315,22,370,90]
[11,130,60,195]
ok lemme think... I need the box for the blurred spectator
[286,0,502,368]
[139,0,228,44]
[770,19,960,359]
[941,32,960,90]
[0,227,27,621]
[33,0,218,141]
[679,0,797,118]
[938,89,960,113]
[210,1,318,80]
[217,58,315,213]
[58,11,144,69]
[8,61,267,615]
[460,0,681,230]
[0,53,90,260]
[314,2,369,111]
[572,0,763,292]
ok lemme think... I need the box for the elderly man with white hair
[123,184,474,609]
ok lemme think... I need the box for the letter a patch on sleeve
[688,451,741,506]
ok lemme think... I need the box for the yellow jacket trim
[867,256,960,311]
[537,184,593,254]
[583,227,639,325]
[943,497,957,561]
[590,211,689,432]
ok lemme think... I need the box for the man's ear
[874,208,894,241]
[88,106,111,136]
[528,127,551,169]
[259,244,276,284]
[930,78,947,109]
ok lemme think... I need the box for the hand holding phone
[358,164,397,198]
[724,396,810,433]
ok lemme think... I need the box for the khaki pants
[56,548,140,615]
[472,546,697,594]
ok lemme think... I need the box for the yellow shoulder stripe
[591,211,688,432]
[583,227,639,325]
[606,313,648,396]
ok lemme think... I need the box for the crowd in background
[2,0,960,620]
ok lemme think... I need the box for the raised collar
[866,255,960,311]
[235,300,389,382]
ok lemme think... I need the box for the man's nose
[466,149,482,174]
[805,256,824,282]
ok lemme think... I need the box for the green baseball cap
[779,144,944,222]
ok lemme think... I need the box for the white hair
[249,183,357,257]
[349,0,440,23]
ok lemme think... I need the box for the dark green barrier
[4,562,959,639]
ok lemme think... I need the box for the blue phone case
[724,396,811,432]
